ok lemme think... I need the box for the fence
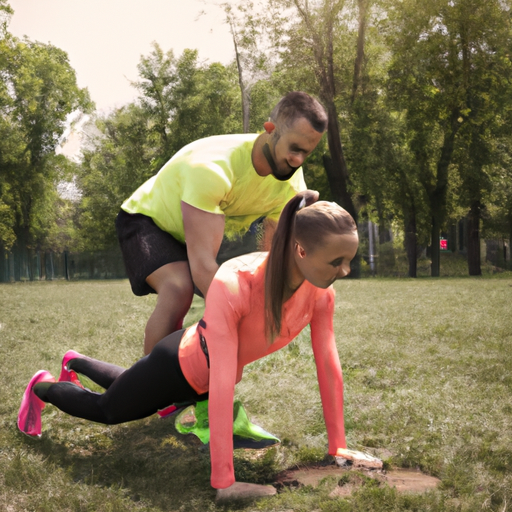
[359,220,511,277]
[1,227,509,283]
[0,247,126,282]
[0,229,260,283]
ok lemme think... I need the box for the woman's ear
[295,241,306,258]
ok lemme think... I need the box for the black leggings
[34,330,207,425]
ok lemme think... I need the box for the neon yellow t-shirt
[121,134,306,242]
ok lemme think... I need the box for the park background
[1,0,512,511]
[2,0,512,281]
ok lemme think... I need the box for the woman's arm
[203,275,280,498]
[200,276,240,489]
[309,289,347,453]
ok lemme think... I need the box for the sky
[7,0,237,112]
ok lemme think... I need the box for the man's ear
[263,121,275,134]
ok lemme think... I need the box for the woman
[18,190,360,501]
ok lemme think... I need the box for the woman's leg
[68,356,126,389]
[34,330,202,425]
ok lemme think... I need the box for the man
[116,91,327,355]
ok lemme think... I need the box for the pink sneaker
[157,402,194,418]
[157,405,179,418]
[58,350,84,389]
[18,370,55,437]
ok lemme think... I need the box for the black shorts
[115,209,188,296]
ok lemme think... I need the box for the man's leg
[144,261,194,355]
[115,211,192,355]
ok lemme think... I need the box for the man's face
[266,117,324,180]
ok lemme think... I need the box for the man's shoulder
[178,133,258,157]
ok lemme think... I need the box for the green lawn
[1,276,511,511]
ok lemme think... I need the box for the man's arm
[258,218,277,252]
[259,190,319,251]
[181,201,225,297]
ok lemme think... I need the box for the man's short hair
[270,91,328,133]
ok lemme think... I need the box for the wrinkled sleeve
[181,163,231,215]
[310,288,347,454]
[200,274,243,488]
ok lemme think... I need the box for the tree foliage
[4,0,512,278]
[76,46,242,250]
[385,0,512,275]
[0,19,92,254]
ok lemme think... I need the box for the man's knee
[157,275,194,303]
[146,262,194,300]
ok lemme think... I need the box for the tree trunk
[404,210,417,278]
[509,216,512,270]
[351,0,368,103]
[368,220,376,276]
[241,88,250,133]
[0,243,4,283]
[28,248,34,281]
[430,110,460,277]
[322,110,360,278]
[430,216,441,277]
[232,27,250,133]
[467,201,482,276]
[322,102,358,223]
[40,251,46,280]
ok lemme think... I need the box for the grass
[1,275,512,511]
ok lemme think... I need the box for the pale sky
[7,0,236,112]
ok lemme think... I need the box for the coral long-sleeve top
[178,252,347,489]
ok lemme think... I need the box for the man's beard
[263,143,300,181]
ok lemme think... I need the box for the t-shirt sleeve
[309,288,347,454]
[180,163,231,215]
[199,273,244,488]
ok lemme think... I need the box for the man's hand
[182,201,225,297]
[216,481,277,502]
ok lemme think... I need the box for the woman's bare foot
[216,481,277,502]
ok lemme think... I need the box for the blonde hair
[264,191,357,341]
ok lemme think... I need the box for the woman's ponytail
[265,190,319,341]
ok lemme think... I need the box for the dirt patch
[274,464,440,495]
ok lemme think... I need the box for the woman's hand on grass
[335,447,383,469]
[215,481,277,502]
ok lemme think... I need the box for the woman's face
[294,232,359,289]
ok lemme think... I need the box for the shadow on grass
[16,414,216,510]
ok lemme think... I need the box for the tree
[222,1,276,132]
[76,103,157,250]
[133,44,241,164]
[451,0,512,275]
[223,0,361,222]
[484,139,512,267]
[385,0,472,276]
[385,0,512,276]
[287,0,360,223]
[77,48,242,250]
[0,20,91,277]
